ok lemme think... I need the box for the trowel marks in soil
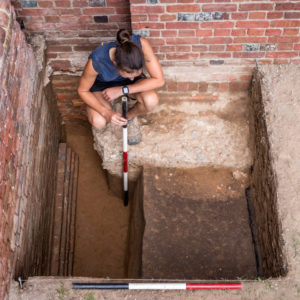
[128,166,257,279]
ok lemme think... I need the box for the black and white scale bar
[72,283,242,290]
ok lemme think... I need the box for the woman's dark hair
[115,29,145,73]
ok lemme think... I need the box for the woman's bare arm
[77,59,114,121]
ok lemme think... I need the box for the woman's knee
[88,111,107,129]
[140,90,159,112]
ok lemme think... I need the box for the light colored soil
[93,91,251,181]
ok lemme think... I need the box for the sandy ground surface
[65,121,130,278]
[93,91,251,181]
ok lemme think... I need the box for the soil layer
[65,121,129,278]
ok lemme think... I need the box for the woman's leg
[127,90,159,120]
[86,91,111,130]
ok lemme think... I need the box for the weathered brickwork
[0,1,62,299]
[130,0,300,64]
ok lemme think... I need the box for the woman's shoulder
[89,41,116,60]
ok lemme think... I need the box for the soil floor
[65,120,129,278]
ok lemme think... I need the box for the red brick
[50,60,71,71]
[201,21,234,28]
[166,22,199,29]
[233,52,265,58]
[294,44,300,50]
[285,12,300,19]
[150,31,160,37]
[134,22,164,29]
[110,14,130,22]
[274,59,290,64]
[234,37,267,43]
[115,7,130,14]
[271,20,300,28]
[57,8,82,15]
[196,29,212,36]
[275,2,295,10]
[166,37,199,44]
[166,53,199,59]
[175,46,191,52]
[231,29,246,36]
[167,81,177,91]
[178,29,196,37]
[166,4,200,12]
[55,0,71,7]
[236,21,269,28]
[177,82,189,91]
[265,29,282,36]
[73,0,88,7]
[160,46,176,52]
[231,12,248,20]
[131,15,147,22]
[147,37,165,46]
[267,12,283,19]
[47,45,73,52]
[83,8,115,15]
[277,43,293,50]
[177,0,195,2]
[266,51,298,58]
[249,12,266,19]
[202,4,237,12]
[214,29,231,36]
[284,28,299,35]
[131,5,165,13]
[160,14,176,21]
[248,29,264,36]
[268,36,299,43]
[192,45,208,52]
[227,44,242,51]
[188,82,198,90]
[209,45,225,51]
[200,52,231,58]
[130,0,146,3]
[239,3,274,11]
[201,37,233,44]
[162,30,177,37]
[45,16,60,22]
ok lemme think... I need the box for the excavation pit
[8,64,300,300]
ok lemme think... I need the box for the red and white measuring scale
[122,96,129,206]
[72,282,242,290]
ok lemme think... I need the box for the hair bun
[117,29,131,45]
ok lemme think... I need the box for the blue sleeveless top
[88,35,142,82]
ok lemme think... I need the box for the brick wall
[11,0,132,73]
[0,1,62,299]
[130,0,300,64]
[10,0,300,122]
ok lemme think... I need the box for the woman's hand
[105,110,127,126]
[102,87,122,102]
